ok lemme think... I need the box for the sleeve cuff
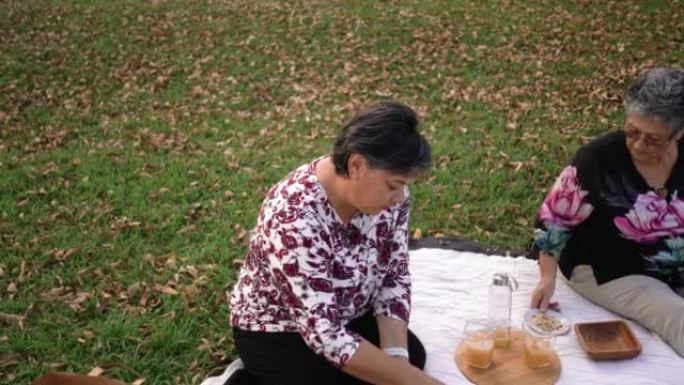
[533,226,571,258]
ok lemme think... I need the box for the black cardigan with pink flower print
[230,158,412,368]
[533,131,684,288]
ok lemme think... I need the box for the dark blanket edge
[409,237,532,259]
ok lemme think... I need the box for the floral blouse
[230,158,412,367]
[533,131,684,288]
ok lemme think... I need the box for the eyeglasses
[622,126,673,147]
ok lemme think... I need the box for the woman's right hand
[530,252,560,312]
[345,340,444,385]
[530,277,557,312]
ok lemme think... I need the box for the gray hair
[624,67,684,136]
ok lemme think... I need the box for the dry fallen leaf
[154,284,178,296]
[229,261,244,274]
[6,282,17,293]
[149,187,171,199]
[127,282,142,299]
[176,224,197,235]
[110,217,142,232]
[196,338,211,352]
[164,256,177,270]
[184,265,198,278]
[0,353,19,368]
[46,247,81,262]
[88,366,105,377]
[0,313,25,325]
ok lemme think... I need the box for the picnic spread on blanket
[408,248,684,385]
[201,247,683,385]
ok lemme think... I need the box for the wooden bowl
[574,320,641,360]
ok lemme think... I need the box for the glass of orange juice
[523,323,556,368]
[464,319,495,369]
[494,325,511,348]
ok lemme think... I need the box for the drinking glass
[463,319,495,369]
[494,324,511,348]
[523,323,556,368]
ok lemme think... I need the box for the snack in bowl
[532,313,564,333]
[524,309,570,335]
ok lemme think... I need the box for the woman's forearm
[538,251,558,280]
[342,340,442,385]
[376,315,408,349]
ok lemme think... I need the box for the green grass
[1,0,683,383]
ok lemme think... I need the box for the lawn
[1,0,682,383]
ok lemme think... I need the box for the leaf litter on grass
[1,0,682,383]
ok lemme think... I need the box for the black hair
[332,101,432,177]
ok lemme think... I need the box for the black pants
[233,312,426,385]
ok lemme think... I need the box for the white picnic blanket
[202,248,684,385]
[411,248,683,385]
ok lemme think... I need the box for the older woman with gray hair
[530,67,684,356]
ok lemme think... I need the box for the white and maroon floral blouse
[230,158,412,367]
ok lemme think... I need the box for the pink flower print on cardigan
[534,166,594,257]
[614,192,684,244]
[539,165,594,230]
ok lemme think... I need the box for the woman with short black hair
[225,101,443,385]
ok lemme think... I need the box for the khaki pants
[567,265,684,357]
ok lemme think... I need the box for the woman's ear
[347,154,367,180]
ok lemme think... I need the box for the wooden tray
[574,320,641,360]
[455,329,561,385]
